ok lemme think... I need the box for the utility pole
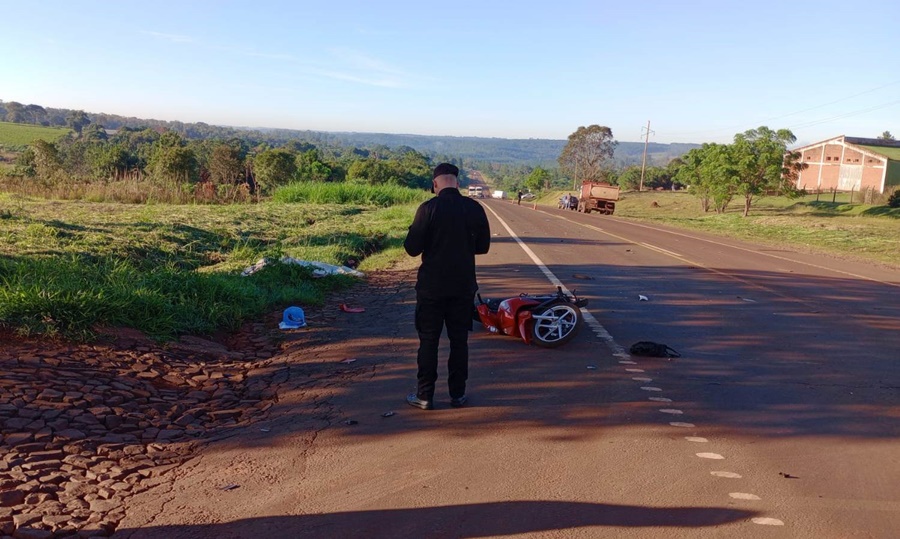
[639,120,655,192]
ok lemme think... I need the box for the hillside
[1,100,698,166]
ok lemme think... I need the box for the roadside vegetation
[0,185,427,341]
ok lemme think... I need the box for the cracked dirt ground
[110,266,419,538]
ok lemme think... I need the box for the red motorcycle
[474,287,587,348]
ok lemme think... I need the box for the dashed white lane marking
[711,471,742,479]
[632,377,653,382]
[648,397,672,402]
[752,518,785,526]
[730,493,762,500]
[685,437,708,443]
[485,204,787,527]
[481,203,629,357]
[625,368,644,373]
[659,409,683,415]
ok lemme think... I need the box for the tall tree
[731,127,802,217]
[878,131,895,141]
[253,148,297,192]
[24,104,46,125]
[4,101,26,123]
[558,125,617,183]
[525,167,550,192]
[207,143,245,186]
[66,110,91,135]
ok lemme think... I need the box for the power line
[667,79,900,137]
[786,99,900,130]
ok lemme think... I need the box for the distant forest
[0,99,697,167]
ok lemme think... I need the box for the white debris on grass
[241,257,365,278]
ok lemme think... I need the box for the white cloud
[141,31,194,44]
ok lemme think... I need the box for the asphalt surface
[116,197,899,539]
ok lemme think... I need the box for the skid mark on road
[482,202,784,529]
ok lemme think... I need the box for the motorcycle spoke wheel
[531,302,582,348]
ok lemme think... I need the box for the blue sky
[1,0,897,145]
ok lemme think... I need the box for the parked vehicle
[475,186,484,198]
[578,181,620,214]
[492,190,505,199]
[468,185,477,196]
[558,193,579,210]
[474,287,587,348]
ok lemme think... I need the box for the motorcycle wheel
[530,300,582,348]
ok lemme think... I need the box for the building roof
[794,136,900,161]
[854,144,900,161]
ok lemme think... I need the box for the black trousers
[414,292,474,400]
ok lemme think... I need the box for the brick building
[793,136,900,194]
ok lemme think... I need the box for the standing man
[404,163,491,410]
[517,190,523,205]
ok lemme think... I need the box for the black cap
[433,163,459,179]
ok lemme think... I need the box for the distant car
[521,192,536,200]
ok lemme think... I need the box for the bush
[272,182,429,206]
[888,189,900,208]
[0,255,353,340]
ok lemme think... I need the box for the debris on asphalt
[381,411,396,418]
[638,295,649,301]
[779,472,799,479]
[259,428,271,433]
[340,304,366,313]
[340,358,358,364]
[573,274,595,280]
[344,420,358,425]
[221,484,240,491]
[586,365,598,370]
[629,341,681,358]
[738,296,757,303]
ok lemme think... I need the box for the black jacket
[404,188,491,296]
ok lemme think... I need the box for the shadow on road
[114,500,758,539]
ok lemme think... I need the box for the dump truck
[578,181,620,214]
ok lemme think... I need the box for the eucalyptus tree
[558,125,617,183]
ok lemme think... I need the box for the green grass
[0,193,422,339]
[0,121,71,149]
[272,181,430,206]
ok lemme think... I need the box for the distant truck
[578,181,620,214]
[467,185,477,196]
[491,190,505,199]
[475,186,484,198]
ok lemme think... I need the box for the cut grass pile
[0,184,428,339]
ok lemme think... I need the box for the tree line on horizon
[0,99,697,167]
[2,112,457,203]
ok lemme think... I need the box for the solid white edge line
[481,202,628,358]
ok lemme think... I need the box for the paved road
[476,199,900,538]
[117,197,899,538]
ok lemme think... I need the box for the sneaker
[406,393,433,410]
[450,395,468,408]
